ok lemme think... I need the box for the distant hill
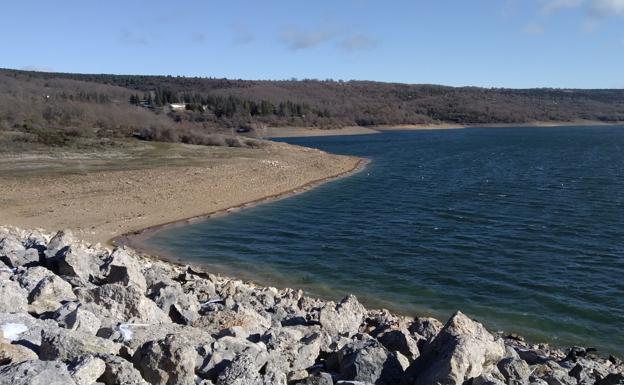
[1,67,623,147]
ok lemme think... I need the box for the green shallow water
[145,126,624,356]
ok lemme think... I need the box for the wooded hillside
[1,68,623,147]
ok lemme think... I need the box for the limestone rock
[319,295,365,337]
[149,280,200,325]
[98,354,149,385]
[0,360,77,385]
[53,303,101,335]
[39,328,120,361]
[70,355,106,385]
[15,266,57,294]
[132,334,199,385]
[0,280,29,313]
[337,338,404,385]
[262,327,322,375]
[0,312,62,346]
[408,317,444,341]
[199,336,267,380]
[28,275,77,314]
[76,283,170,326]
[192,305,270,336]
[216,352,264,385]
[102,248,147,292]
[113,322,214,357]
[0,341,38,365]
[377,327,420,360]
[0,235,40,268]
[55,246,104,286]
[411,311,505,385]
[497,357,531,384]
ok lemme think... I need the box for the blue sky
[1,0,622,88]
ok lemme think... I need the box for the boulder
[411,311,505,385]
[23,230,49,253]
[199,336,267,380]
[0,280,29,313]
[69,355,106,385]
[110,322,214,357]
[215,352,264,385]
[0,237,39,268]
[55,246,104,286]
[0,341,38,365]
[39,328,120,361]
[336,338,404,385]
[261,327,322,377]
[319,295,365,337]
[408,317,444,342]
[497,357,531,384]
[102,248,147,292]
[0,312,62,347]
[192,305,270,336]
[76,283,170,327]
[98,354,149,385]
[44,231,104,285]
[15,266,57,294]
[377,327,420,360]
[28,275,77,314]
[132,334,199,385]
[149,280,200,324]
[183,278,217,303]
[0,360,77,385]
[53,303,101,335]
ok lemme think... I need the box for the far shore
[265,120,623,138]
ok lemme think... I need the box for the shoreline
[2,226,622,384]
[113,157,369,250]
[265,120,624,138]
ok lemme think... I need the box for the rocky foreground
[0,227,622,385]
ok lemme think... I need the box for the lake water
[144,126,624,355]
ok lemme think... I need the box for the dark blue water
[145,126,624,355]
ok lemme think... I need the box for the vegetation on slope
[1,68,623,148]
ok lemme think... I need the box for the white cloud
[588,0,624,15]
[542,0,624,16]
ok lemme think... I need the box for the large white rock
[412,311,505,385]
[318,295,365,337]
[76,283,170,326]
[103,248,147,292]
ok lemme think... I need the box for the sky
[0,0,622,88]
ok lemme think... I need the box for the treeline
[1,67,624,149]
[0,71,259,148]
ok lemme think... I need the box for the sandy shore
[0,140,361,246]
[265,120,623,138]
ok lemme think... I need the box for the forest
[1,67,623,147]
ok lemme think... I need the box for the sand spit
[0,140,360,246]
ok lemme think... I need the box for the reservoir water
[143,126,624,355]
